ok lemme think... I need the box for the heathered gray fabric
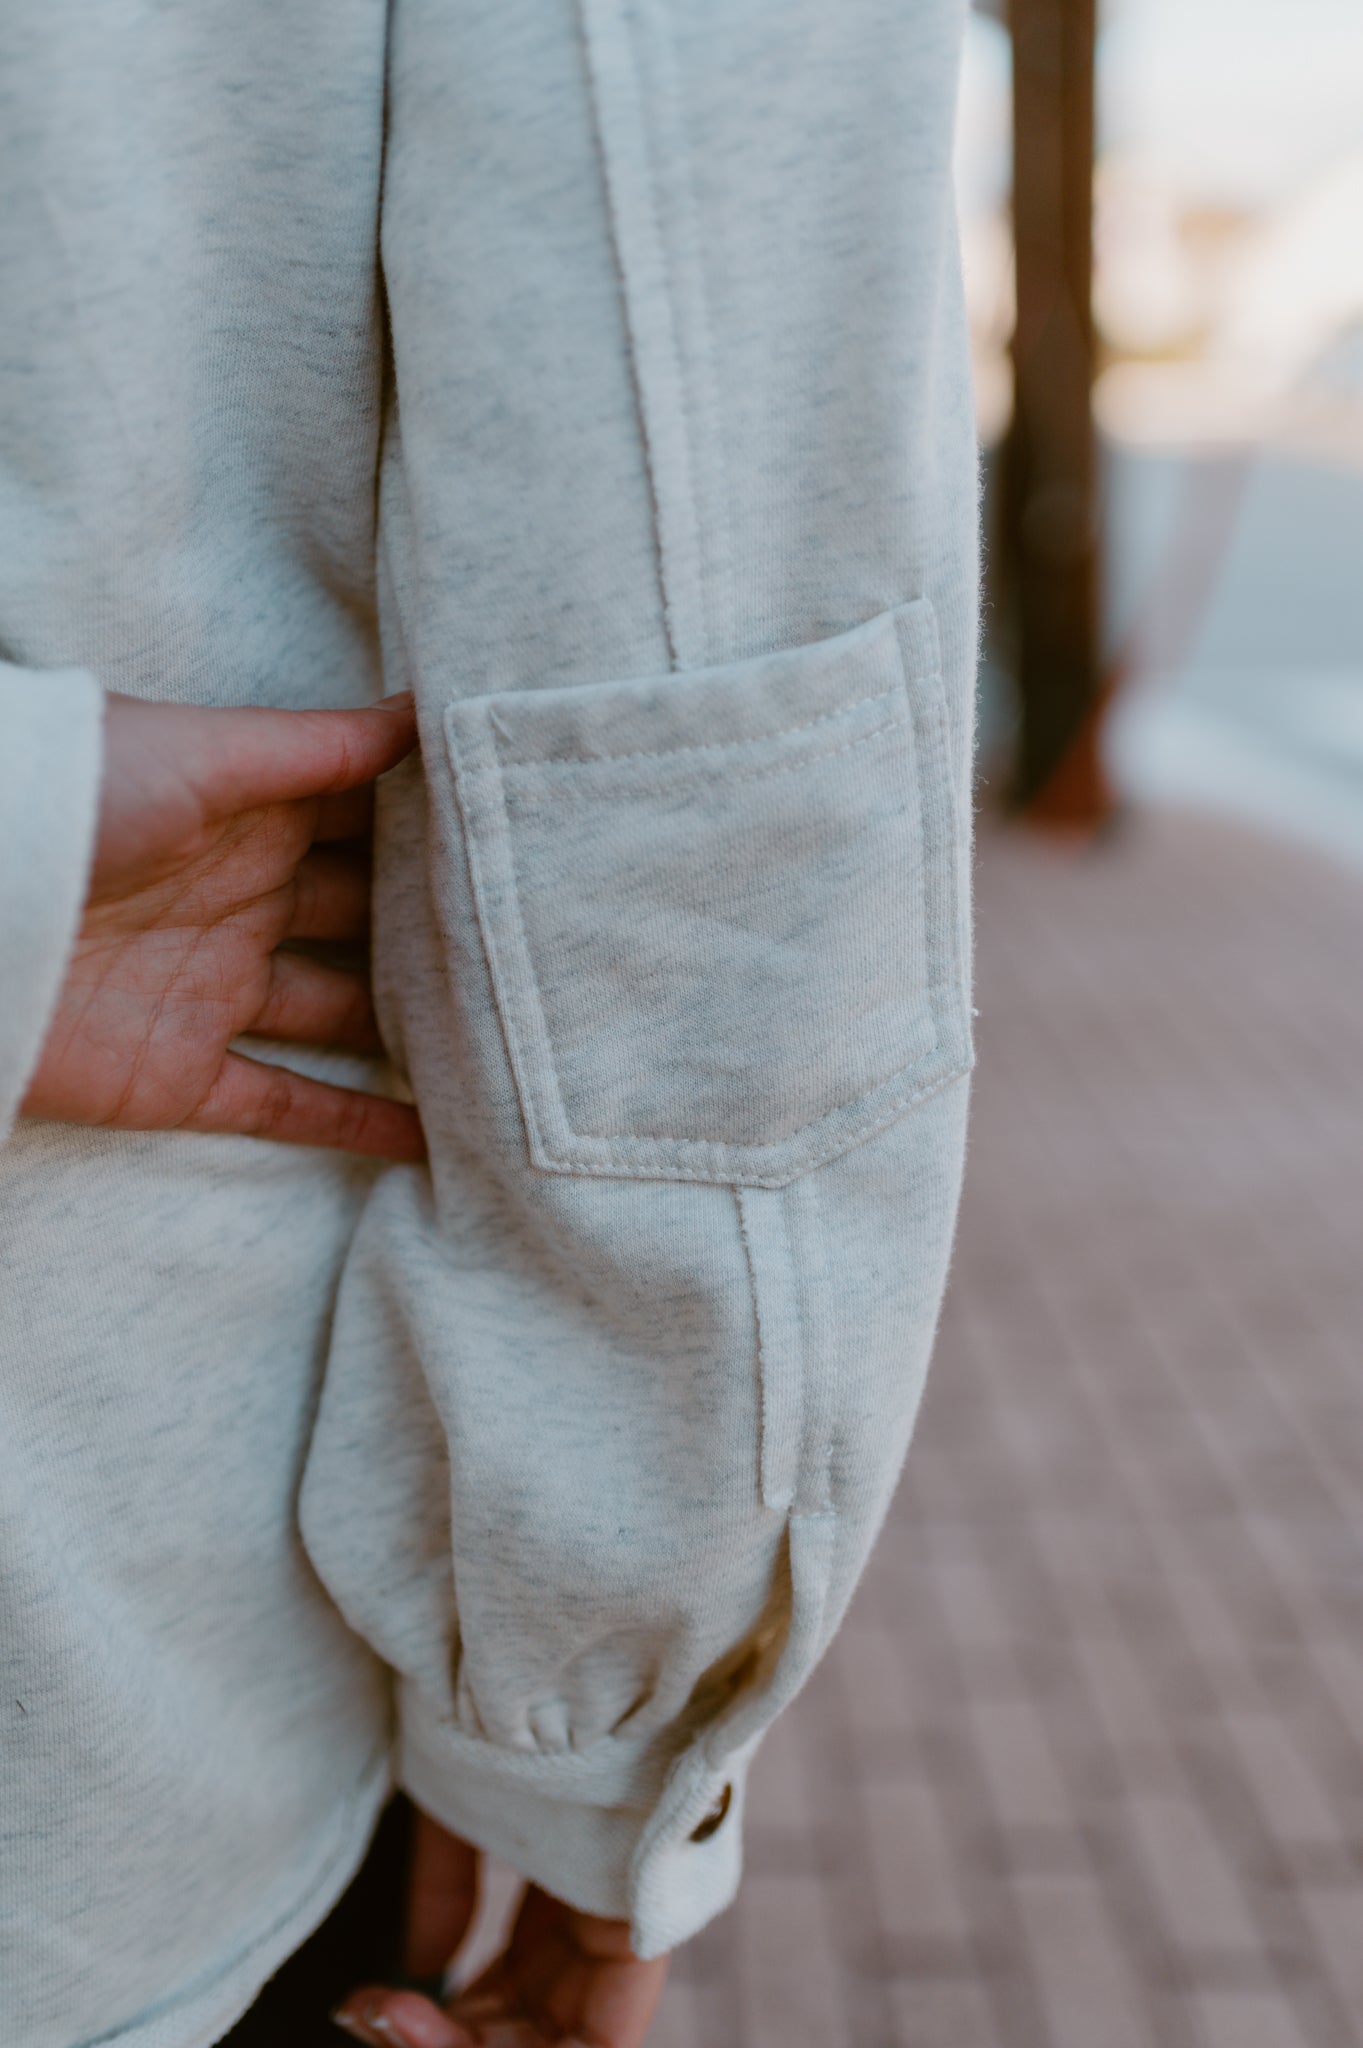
[0,0,978,2040]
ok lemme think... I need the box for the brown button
[689,1783,732,1843]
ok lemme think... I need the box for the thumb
[403,1809,481,1982]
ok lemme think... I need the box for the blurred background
[964,0,1363,853]
[640,2,1363,2042]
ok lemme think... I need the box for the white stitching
[736,1187,803,1513]
[734,1191,775,1506]
[576,0,707,670]
[505,710,912,803]
[633,7,713,667]
[534,1057,974,1185]
[799,1176,836,1518]
[495,681,909,773]
[653,1,737,663]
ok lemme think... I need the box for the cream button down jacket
[0,1,978,2041]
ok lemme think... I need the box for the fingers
[331,1990,475,2048]
[253,955,384,1055]
[91,693,413,903]
[287,848,373,943]
[331,1892,670,2048]
[190,1052,426,1160]
[187,692,419,820]
[404,1812,481,1981]
[507,1892,669,2048]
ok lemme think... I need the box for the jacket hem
[72,1747,392,2048]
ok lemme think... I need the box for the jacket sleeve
[301,0,978,1958]
[0,663,103,1141]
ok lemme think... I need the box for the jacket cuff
[397,1683,750,1959]
[0,665,104,1140]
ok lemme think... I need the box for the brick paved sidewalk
[652,808,1363,2048]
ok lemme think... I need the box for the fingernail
[330,2000,404,2046]
[330,2006,381,2045]
[377,691,415,709]
[331,1994,464,2048]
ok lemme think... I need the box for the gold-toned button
[689,1783,732,1843]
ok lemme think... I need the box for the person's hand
[333,1810,669,2048]
[22,690,424,1160]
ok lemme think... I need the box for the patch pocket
[444,598,971,1188]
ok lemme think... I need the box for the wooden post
[1004,0,1106,820]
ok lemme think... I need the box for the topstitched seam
[528,1057,974,1184]
[493,678,911,772]
[575,0,684,671]
[734,1188,784,1511]
[632,6,714,667]
[501,708,912,803]
[650,2,737,663]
